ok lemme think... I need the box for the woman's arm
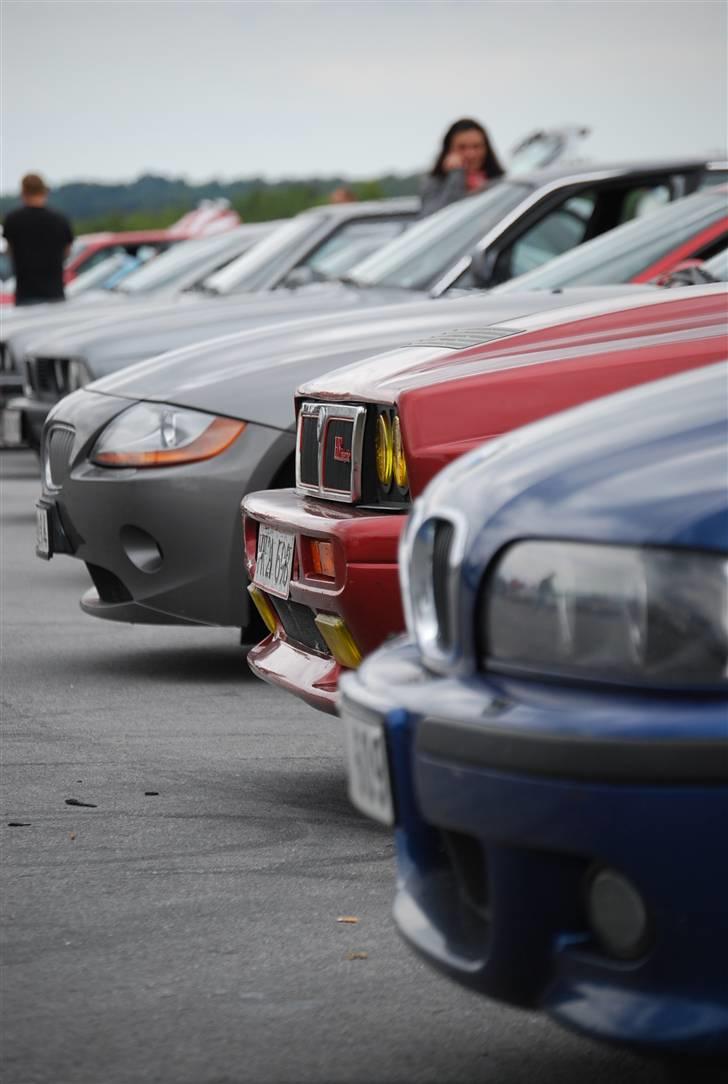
[420,168,467,216]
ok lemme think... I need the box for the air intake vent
[412,327,518,351]
[46,426,75,489]
[85,563,132,604]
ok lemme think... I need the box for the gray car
[13,157,727,447]
[36,286,647,634]
[2,198,419,441]
[0,224,276,441]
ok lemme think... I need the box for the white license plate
[1,408,23,446]
[343,710,395,826]
[36,505,51,559]
[253,524,295,599]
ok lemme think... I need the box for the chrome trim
[295,401,367,504]
[43,423,75,492]
[405,507,471,674]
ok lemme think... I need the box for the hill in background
[0,172,421,233]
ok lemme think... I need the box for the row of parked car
[3,143,727,1054]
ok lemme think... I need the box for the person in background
[329,185,358,204]
[420,118,505,216]
[3,173,73,305]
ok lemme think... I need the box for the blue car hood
[418,361,728,555]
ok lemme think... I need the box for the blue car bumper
[340,639,728,1054]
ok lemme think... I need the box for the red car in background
[242,286,728,713]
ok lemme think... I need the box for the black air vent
[85,563,132,604]
[299,415,319,486]
[322,417,354,493]
[271,597,329,655]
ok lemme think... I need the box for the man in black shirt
[3,173,73,306]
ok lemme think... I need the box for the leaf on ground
[65,798,97,809]
[69,832,76,841]
[337,916,359,924]
[346,951,368,960]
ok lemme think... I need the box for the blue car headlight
[483,541,728,687]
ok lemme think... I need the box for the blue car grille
[432,519,456,651]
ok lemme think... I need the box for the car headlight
[90,402,245,468]
[483,541,728,687]
[375,412,393,488]
[67,359,92,392]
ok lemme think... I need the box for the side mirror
[469,247,498,288]
[282,265,316,290]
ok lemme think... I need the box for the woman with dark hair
[420,118,505,216]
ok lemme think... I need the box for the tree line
[0,173,420,233]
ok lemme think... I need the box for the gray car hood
[21,283,412,378]
[89,287,646,431]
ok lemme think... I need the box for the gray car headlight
[67,359,92,392]
[483,541,728,687]
[90,401,245,468]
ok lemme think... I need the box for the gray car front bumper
[38,388,295,629]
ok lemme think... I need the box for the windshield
[65,253,136,296]
[204,213,324,294]
[494,189,728,292]
[116,232,238,295]
[346,181,530,291]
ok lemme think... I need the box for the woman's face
[450,129,487,171]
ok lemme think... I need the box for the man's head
[21,173,49,206]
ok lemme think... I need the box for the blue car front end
[340,362,728,1054]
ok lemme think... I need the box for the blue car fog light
[587,867,650,960]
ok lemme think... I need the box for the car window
[76,245,126,273]
[305,219,409,278]
[116,232,241,294]
[347,181,530,291]
[703,247,728,280]
[619,184,671,222]
[698,169,728,188]
[204,214,326,294]
[496,192,596,281]
[492,188,728,290]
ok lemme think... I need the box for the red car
[63,230,185,282]
[242,286,728,713]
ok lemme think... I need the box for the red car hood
[298,286,727,405]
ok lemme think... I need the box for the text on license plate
[344,712,395,826]
[253,524,295,599]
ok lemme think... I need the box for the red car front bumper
[242,488,407,714]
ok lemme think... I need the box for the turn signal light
[314,614,362,669]
[309,539,336,578]
[247,584,278,635]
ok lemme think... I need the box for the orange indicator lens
[309,539,336,578]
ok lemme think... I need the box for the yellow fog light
[375,413,393,488]
[392,414,408,489]
[247,584,277,635]
[314,614,363,669]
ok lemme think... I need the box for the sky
[1,0,726,193]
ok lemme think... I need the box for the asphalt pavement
[1,450,724,1084]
